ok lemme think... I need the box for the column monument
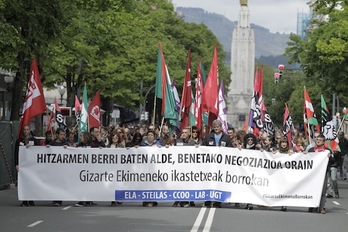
[227,0,255,129]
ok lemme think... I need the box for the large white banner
[18,146,329,207]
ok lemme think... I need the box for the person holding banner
[173,127,196,207]
[43,130,53,146]
[202,119,233,208]
[75,132,92,207]
[293,137,306,153]
[108,132,125,207]
[67,132,78,147]
[126,132,143,148]
[234,130,246,149]
[108,133,125,148]
[15,125,39,207]
[243,133,260,151]
[276,136,294,212]
[307,134,335,214]
[90,127,106,148]
[191,126,202,145]
[141,130,161,207]
[243,133,261,210]
[48,128,69,206]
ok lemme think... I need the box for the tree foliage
[285,0,348,119]
[0,0,231,121]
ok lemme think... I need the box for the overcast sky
[171,0,311,34]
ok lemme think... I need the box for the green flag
[164,65,179,128]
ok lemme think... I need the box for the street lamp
[58,85,66,106]
[2,74,14,120]
[4,75,14,85]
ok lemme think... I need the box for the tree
[0,0,72,121]
[285,0,348,114]
[1,0,232,127]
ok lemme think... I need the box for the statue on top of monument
[240,0,248,6]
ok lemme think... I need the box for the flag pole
[152,96,156,125]
[337,115,346,132]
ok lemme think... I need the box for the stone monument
[227,0,255,129]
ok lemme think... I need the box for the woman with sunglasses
[190,126,202,145]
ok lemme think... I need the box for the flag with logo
[321,95,340,152]
[18,57,46,138]
[282,103,293,148]
[248,66,263,137]
[54,98,67,130]
[262,102,275,137]
[88,89,101,129]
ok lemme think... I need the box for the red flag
[283,103,293,148]
[180,49,192,129]
[88,90,101,129]
[203,45,219,127]
[18,57,46,138]
[194,60,204,131]
[75,95,82,114]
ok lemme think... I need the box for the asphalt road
[1,180,348,232]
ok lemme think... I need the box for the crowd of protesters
[15,120,348,214]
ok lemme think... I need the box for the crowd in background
[15,120,348,213]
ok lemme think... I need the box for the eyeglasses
[192,131,198,134]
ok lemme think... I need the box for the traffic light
[278,64,284,78]
[274,73,279,83]
[145,111,149,121]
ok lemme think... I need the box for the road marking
[62,206,72,210]
[190,207,207,232]
[203,208,216,232]
[332,201,340,205]
[27,220,43,228]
